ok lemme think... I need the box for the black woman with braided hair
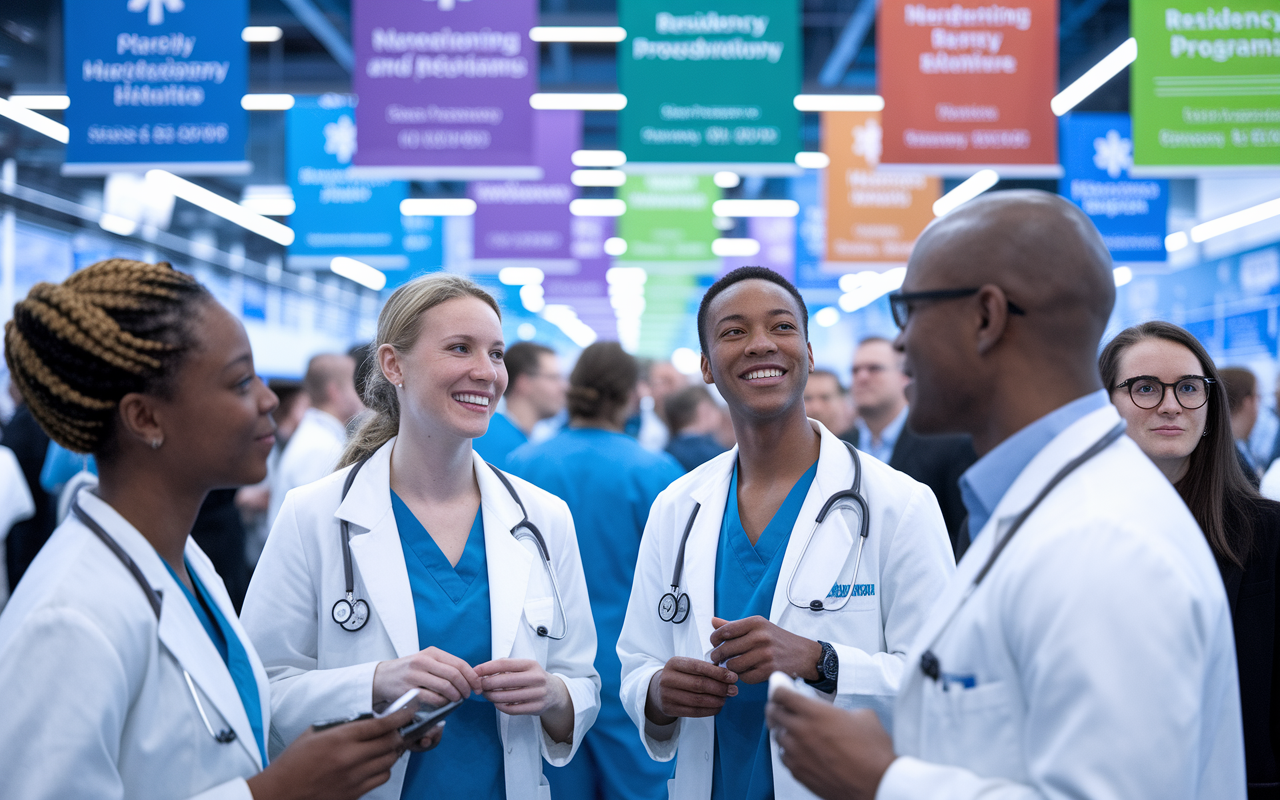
[0,258,439,800]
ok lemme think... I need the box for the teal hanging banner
[618,2,802,172]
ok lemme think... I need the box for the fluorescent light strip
[99,212,139,237]
[330,257,387,291]
[570,198,626,217]
[1051,38,1137,117]
[933,169,1000,217]
[1166,231,1190,251]
[571,169,627,187]
[572,149,626,167]
[499,266,545,286]
[240,198,296,216]
[242,94,295,111]
[400,198,477,216]
[0,97,69,143]
[242,26,284,43]
[711,199,800,218]
[1191,197,1280,242]
[793,94,884,112]
[529,26,626,42]
[6,95,69,110]
[711,238,761,257]
[713,171,741,189]
[795,151,830,169]
[603,237,628,256]
[146,170,295,245]
[530,93,627,111]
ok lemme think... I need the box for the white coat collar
[680,420,858,654]
[73,492,267,769]
[336,438,536,661]
[899,404,1126,692]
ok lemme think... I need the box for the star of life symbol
[424,0,472,11]
[853,118,883,167]
[325,114,358,164]
[1092,129,1133,178]
[128,0,185,26]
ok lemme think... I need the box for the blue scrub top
[473,413,528,470]
[507,427,682,697]
[392,492,505,800]
[711,459,819,800]
[163,559,267,765]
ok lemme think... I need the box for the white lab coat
[617,420,955,800]
[879,405,1247,800]
[267,408,348,526]
[241,437,601,800]
[0,491,269,800]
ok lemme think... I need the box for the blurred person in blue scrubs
[509,341,685,800]
[664,386,728,472]
[475,342,567,468]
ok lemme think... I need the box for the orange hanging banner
[823,111,941,269]
[877,0,1060,176]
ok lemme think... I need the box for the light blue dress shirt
[855,405,908,464]
[959,390,1110,540]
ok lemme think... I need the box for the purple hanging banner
[470,110,581,272]
[544,216,618,340]
[350,0,539,180]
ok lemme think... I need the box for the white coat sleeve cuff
[268,660,380,756]
[645,717,679,741]
[540,673,598,767]
[876,755,1005,800]
[189,777,254,800]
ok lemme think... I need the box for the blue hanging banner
[791,171,839,291]
[287,95,422,277]
[1059,113,1168,263]
[63,0,249,176]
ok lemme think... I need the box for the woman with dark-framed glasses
[1100,320,1279,798]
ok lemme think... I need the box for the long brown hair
[337,273,501,468]
[1099,320,1257,569]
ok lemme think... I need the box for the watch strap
[805,640,839,694]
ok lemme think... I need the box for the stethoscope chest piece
[658,590,690,624]
[332,595,369,631]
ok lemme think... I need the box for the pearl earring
[150,438,163,450]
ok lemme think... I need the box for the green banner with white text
[617,1,802,168]
[1131,0,1280,173]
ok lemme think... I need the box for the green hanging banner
[617,1,802,173]
[1131,0,1280,174]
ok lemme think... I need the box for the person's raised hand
[246,705,415,800]
[372,646,481,709]
[765,684,896,800]
[645,656,738,725]
[708,616,822,684]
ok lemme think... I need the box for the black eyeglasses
[888,288,1027,330]
[1113,376,1215,410]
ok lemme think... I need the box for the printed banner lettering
[1131,0,1280,173]
[824,111,941,268]
[63,0,248,174]
[618,2,801,168]
[1059,113,1168,261]
[878,0,1059,172]
[352,0,537,173]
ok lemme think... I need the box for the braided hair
[4,258,212,456]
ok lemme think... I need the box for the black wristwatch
[806,640,839,694]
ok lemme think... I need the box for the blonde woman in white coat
[0,260,422,800]
[242,274,601,800]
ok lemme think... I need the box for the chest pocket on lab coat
[920,676,1026,781]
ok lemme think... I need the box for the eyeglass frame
[1112,375,1216,410]
[887,287,1027,330]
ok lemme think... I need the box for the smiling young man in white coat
[617,267,955,800]
[765,191,1246,800]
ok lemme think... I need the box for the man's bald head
[896,190,1114,451]
[912,189,1114,357]
[303,353,364,424]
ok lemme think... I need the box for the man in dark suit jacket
[849,337,977,559]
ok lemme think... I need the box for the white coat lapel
[686,454,736,658]
[476,453,535,661]
[72,494,264,769]
[340,441,419,659]
[771,421,856,621]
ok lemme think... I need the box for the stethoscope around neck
[658,441,872,624]
[333,456,568,640]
